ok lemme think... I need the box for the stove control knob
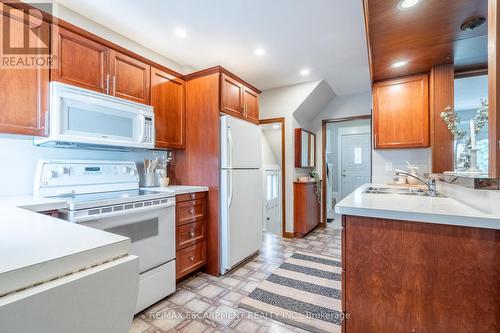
[57,166,68,175]
[44,169,56,179]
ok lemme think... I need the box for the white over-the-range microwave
[35,82,155,150]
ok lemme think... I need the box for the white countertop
[335,184,500,230]
[0,195,68,212]
[0,196,130,296]
[141,185,209,196]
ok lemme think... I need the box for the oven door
[78,205,175,273]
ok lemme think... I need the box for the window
[266,174,278,200]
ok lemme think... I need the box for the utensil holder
[144,173,157,187]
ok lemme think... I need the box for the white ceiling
[55,0,371,95]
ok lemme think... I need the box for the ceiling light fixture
[398,0,422,10]
[391,60,409,68]
[254,48,266,57]
[174,27,187,38]
[300,68,311,76]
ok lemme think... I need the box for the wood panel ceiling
[364,0,488,82]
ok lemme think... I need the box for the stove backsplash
[0,134,169,196]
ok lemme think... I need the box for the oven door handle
[73,201,175,224]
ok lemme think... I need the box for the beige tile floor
[131,224,341,333]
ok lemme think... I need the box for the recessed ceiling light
[174,27,187,38]
[398,0,422,10]
[254,48,266,56]
[391,60,409,68]
[300,68,311,76]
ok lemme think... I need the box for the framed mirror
[295,128,316,168]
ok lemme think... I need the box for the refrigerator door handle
[228,126,234,168]
[228,170,233,208]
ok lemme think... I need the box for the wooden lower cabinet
[175,192,207,281]
[343,215,500,332]
[293,182,320,238]
[176,241,206,279]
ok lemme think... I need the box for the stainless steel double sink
[363,186,445,197]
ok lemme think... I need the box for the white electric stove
[34,159,177,313]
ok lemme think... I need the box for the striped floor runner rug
[239,251,342,333]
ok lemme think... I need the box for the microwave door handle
[138,115,147,143]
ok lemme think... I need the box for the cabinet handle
[112,76,116,95]
[188,207,195,214]
[189,255,194,261]
[105,74,110,94]
[190,194,195,199]
[189,231,195,237]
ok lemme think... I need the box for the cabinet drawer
[176,192,207,203]
[176,220,206,250]
[176,241,206,279]
[176,199,207,226]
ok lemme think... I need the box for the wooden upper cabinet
[220,73,244,117]
[220,72,260,123]
[52,27,151,105]
[373,74,430,149]
[0,4,49,136]
[243,87,259,124]
[109,50,150,104]
[151,67,186,149]
[52,26,108,93]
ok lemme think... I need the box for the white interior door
[340,133,371,199]
[264,169,281,235]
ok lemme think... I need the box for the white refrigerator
[220,115,263,274]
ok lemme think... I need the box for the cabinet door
[52,26,109,93]
[109,50,150,104]
[243,86,259,123]
[0,5,49,136]
[151,67,185,149]
[373,74,429,149]
[220,73,244,118]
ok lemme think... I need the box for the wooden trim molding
[321,115,372,226]
[259,118,286,238]
[184,66,261,94]
[489,0,500,177]
[430,64,455,173]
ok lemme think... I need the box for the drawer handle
[190,194,195,199]
[189,231,195,238]
[188,208,195,214]
[189,255,194,261]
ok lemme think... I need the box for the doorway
[322,116,372,226]
[259,118,286,237]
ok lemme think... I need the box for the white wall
[52,4,195,74]
[311,91,432,221]
[263,129,282,169]
[261,133,278,167]
[259,81,321,233]
[0,135,164,196]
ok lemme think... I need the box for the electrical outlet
[385,162,393,171]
